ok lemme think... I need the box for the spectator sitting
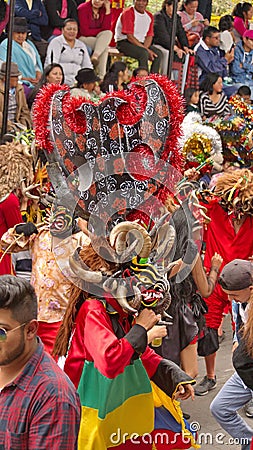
[232,1,253,43]
[132,66,149,78]
[41,0,78,42]
[115,0,162,73]
[100,60,129,92]
[153,0,194,75]
[218,15,235,53]
[236,84,252,105]
[0,275,81,448]
[184,86,200,113]
[178,0,209,48]
[0,62,32,132]
[14,0,48,63]
[27,63,64,108]
[77,0,113,79]
[231,30,253,99]
[0,17,43,91]
[70,67,104,103]
[0,0,9,43]
[199,72,231,118]
[44,18,92,87]
[195,26,238,98]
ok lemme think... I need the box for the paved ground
[182,314,253,449]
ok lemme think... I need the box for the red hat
[243,29,253,39]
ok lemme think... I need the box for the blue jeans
[210,371,253,450]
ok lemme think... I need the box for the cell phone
[229,43,235,51]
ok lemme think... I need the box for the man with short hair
[195,26,234,83]
[115,0,162,73]
[195,25,239,96]
[210,259,253,450]
[231,29,253,99]
[0,275,81,449]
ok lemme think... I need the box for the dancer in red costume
[33,75,200,449]
[194,169,253,396]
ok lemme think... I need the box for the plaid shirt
[0,340,81,450]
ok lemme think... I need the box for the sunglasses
[0,322,27,342]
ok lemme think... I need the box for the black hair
[184,87,199,104]
[203,25,219,40]
[0,275,37,323]
[218,14,234,32]
[199,72,220,94]
[232,2,252,18]
[63,18,78,27]
[0,0,6,23]
[132,66,149,77]
[162,0,173,10]
[180,0,197,12]
[237,84,251,96]
[167,201,200,314]
[27,64,64,108]
[100,61,127,93]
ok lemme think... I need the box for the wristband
[211,266,219,274]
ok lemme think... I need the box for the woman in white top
[45,18,93,86]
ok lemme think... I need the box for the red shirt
[0,193,22,275]
[78,0,112,37]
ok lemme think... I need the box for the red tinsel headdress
[33,75,184,232]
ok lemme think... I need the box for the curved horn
[116,280,137,314]
[115,231,126,255]
[152,224,175,262]
[69,250,103,283]
[128,285,142,310]
[22,145,33,159]
[110,221,151,258]
[103,277,118,293]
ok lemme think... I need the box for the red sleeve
[0,4,9,35]
[121,7,135,35]
[146,11,154,37]
[101,10,112,31]
[1,193,22,232]
[233,17,247,37]
[78,3,92,37]
[83,301,137,378]
[141,346,162,378]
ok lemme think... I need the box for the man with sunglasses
[0,275,80,449]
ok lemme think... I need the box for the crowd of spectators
[0,0,253,115]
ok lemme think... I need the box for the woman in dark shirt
[153,0,193,64]
[41,0,78,41]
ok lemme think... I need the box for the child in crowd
[70,68,104,103]
[218,15,235,53]
[132,66,149,78]
[237,85,252,105]
[184,87,200,113]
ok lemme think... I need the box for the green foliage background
[125,0,235,17]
